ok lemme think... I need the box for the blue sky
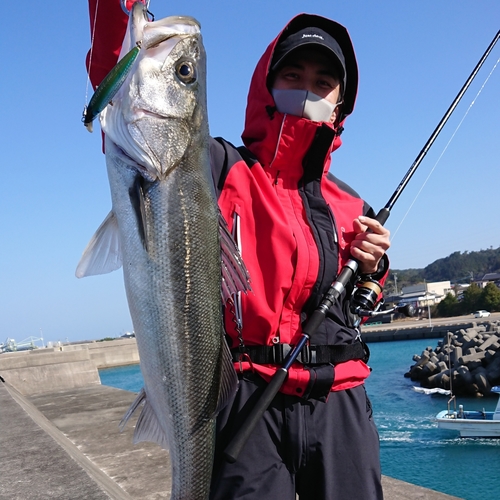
[1,1,499,344]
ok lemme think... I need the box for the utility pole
[427,296,432,327]
[394,273,398,295]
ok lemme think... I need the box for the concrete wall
[87,338,140,368]
[361,322,476,343]
[0,338,140,396]
[0,346,100,396]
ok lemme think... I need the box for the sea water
[100,339,500,500]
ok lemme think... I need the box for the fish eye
[176,61,196,84]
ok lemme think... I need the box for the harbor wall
[361,322,475,343]
[0,347,100,396]
[0,324,480,395]
[0,338,139,396]
[86,338,140,368]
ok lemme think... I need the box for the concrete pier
[0,322,484,399]
[0,339,139,396]
[0,379,462,500]
[361,322,476,343]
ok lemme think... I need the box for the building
[474,273,500,289]
[390,281,452,310]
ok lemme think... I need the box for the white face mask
[272,88,338,122]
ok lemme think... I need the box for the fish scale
[103,143,222,499]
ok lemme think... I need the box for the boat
[435,386,500,438]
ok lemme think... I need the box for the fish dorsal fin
[219,215,251,302]
[120,387,169,450]
[75,211,123,278]
[214,339,239,416]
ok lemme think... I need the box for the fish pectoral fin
[219,215,251,303]
[75,211,123,278]
[130,175,148,252]
[214,339,239,416]
[120,387,169,450]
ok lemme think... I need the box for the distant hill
[387,247,500,292]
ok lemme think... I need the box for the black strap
[231,341,369,366]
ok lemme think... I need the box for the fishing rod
[224,29,500,464]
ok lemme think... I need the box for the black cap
[271,27,346,91]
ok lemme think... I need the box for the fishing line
[84,0,101,107]
[390,56,500,242]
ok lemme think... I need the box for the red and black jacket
[86,2,388,399]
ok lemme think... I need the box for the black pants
[210,372,383,500]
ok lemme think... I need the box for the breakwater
[360,321,477,342]
[0,338,139,396]
[405,320,500,396]
[0,320,490,396]
[1,380,462,500]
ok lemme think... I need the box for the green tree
[481,282,500,312]
[389,246,500,292]
[461,283,482,314]
[436,293,459,317]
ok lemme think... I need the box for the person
[86,2,390,499]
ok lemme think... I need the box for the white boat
[435,386,500,438]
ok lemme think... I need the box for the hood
[242,14,358,171]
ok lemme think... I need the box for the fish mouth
[147,15,200,30]
[143,15,201,50]
[134,108,175,121]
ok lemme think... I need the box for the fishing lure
[82,43,141,133]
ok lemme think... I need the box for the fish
[76,4,249,499]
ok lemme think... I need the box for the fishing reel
[350,276,415,318]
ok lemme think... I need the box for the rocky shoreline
[405,320,500,396]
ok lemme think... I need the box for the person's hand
[350,216,390,275]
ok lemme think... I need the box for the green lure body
[83,44,141,132]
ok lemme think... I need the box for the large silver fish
[77,4,248,499]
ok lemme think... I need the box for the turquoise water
[99,339,500,500]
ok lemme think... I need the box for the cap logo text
[301,34,324,40]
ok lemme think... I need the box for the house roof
[482,273,500,281]
[401,284,426,294]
